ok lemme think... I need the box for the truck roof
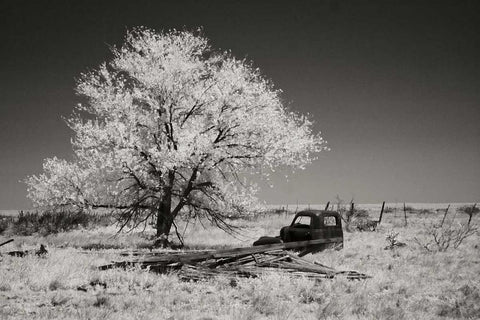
[295,210,341,217]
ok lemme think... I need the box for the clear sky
[0,0,479,209]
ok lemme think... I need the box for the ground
[0,204,479,319]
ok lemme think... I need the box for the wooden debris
[0,239,14,248]
[77,279,107,292]
[100,239,370,281]
[2,244,48,257]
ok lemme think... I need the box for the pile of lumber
[100,239,370,281]
[176,251,370,281]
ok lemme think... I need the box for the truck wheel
[281,229,292,242]
[285,233,292,242]
[280,227,289,242]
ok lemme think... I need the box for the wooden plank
[313,261,336,271]
[131,251,215,264]
[267,261,336,275]
[255,254,290,266]
[205,253,253,268]
[119,249,213,256]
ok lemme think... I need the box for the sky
[0,0,479,209]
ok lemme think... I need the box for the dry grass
[1,206,479,319]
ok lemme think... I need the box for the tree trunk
[155,201,173,248]
[155,170,175,247]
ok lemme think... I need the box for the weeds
[437,285,480,318]
[1,204,479,320]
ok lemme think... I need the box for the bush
[355,218,378,232]
[1,209,115,236]
[383,206,395,213]
[417,209,433,215]
[457,205,479,215]
[15,210,89,235]
[0,216,14,234]
[384,230,406,250]
[341,208,371,232]
[415,223,477,252]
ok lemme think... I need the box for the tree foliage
[26,28,327,245]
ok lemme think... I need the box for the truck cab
[280,210,344,251]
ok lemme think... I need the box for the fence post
[440,204,450,227]
[468,203,477,226]
[378,201,385,224]
[403,202,408,226]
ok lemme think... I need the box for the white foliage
[26,28,327,225]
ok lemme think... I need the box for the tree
[26,28,327,246]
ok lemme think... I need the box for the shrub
[51,293,71,307]
[14,210,89,235]
[93,294,111,307]
[417,209,433,215]
[355,218,378,232]
[384,230,406,250]
[3,209,115,236]
[344,209,371,232]
[383,206,395,213]
[0,216,14,234]
[457,205,479,215]
[48,279,65,291]
[415,223,477,252]
[333,196,371,232]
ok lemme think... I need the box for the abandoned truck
[254,210,344,253]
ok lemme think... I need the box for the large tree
[26,28,326,246]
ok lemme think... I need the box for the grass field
[1,204,479,319]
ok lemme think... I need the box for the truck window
[324,216,337,226]
[292,215,312,228]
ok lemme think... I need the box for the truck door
[316,214,343,248]
[289,215,312,241]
